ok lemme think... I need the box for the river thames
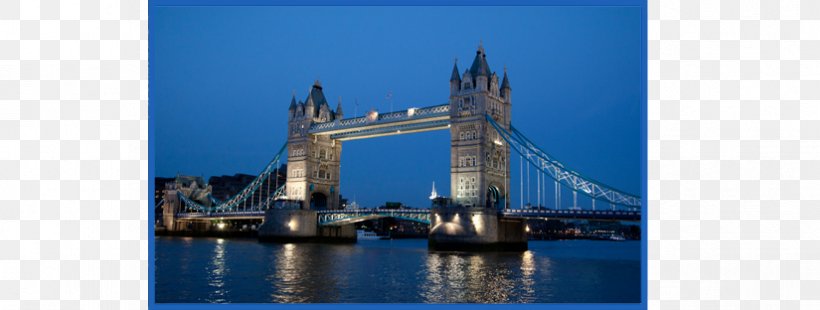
[155,237,640,303]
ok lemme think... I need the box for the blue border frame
[147,1,648,309]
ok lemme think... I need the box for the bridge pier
[316,225,357,243]
[257,209,355,243]
[428,207,527,251]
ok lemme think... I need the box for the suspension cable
[176,141,288,214]
[573,190,577,209]
[519,155,523,209]
[536,166,540,208]
[485,114,640,208]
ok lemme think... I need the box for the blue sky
[152,6,642,209]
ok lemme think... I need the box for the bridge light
[217,222,226,230]
[493,139,503,146]
[525,225,530,232]
[472,214,483,233]
[287,219,298,231]
[407,108,416,117]
[366,110,379,122]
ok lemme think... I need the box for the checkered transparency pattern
[0,1,148,310]
[649,0,820,309]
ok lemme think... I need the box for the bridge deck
[501,209,641,221]
[317,209,432,226]
[174,208,641,223]
[175,211,265,220]
[309,104,450,141]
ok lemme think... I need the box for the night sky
[152,6,642,209]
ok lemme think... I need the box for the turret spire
[450,58,461,82]
[288,92,297,111]
[335,96,344,118]
[469,41,491,77]
[501,66,511,90]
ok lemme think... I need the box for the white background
[0,1,818,309]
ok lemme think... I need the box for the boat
[357,229,382,240]
[609,234,626,241]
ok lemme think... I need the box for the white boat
[357,229,381,240]
[609,234,626,241]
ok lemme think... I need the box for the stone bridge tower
[286,81,343,210]
[449,44,512,209]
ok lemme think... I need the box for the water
[155,237,641,303]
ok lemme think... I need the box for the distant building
[208,164,287,201]
[208,173,256,201]
[429,181,440,200]
[158,175,213,229]
[154,177,174,206]
[381,201,403,210]
[171,175,212,205]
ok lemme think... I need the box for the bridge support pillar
[258,209,356,243]
[428,207,527,251]
[258,209,318,242]
[317,225,357,243]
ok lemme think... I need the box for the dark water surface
[155,237,640,303]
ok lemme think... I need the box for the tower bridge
[159,45,641,251]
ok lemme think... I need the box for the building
[449,43,512,209]
[208,173,255,201]
[158,175,213,230]
[208,164,287,202]
[154,177,174,206]
[286,81,343,210]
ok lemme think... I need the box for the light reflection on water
[420,250,544,303]
[156,238,639,303]
[207,238,227,303]
[269,243,302,302]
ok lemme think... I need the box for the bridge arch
[310,192,328,210]
[486,185,504,210]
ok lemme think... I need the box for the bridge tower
[286,81,343,210]
[449,43,512,209]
